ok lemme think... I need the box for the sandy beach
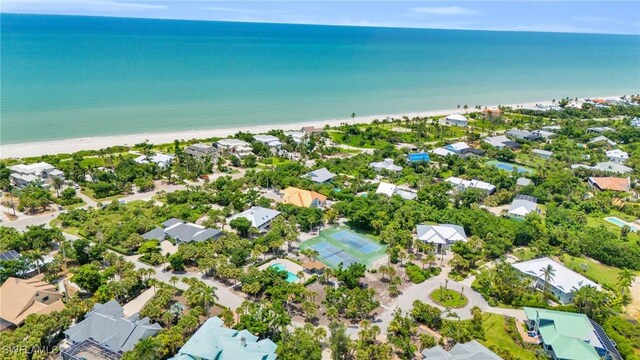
[0,97,614,159]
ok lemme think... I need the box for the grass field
[429,288,468,308]
[558,254,627,289]
[587,210,640,244]
[300,227,386,268]
[480,313,538,360]
[80,188,123,203]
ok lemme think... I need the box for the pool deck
[258,258,307,282]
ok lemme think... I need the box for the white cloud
[412,6,478,16]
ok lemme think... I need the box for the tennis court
[300,227,386,269]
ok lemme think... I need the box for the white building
[605,149,629,163]
[589,136,617,147]
[253,134,283,148]
[532,149,553,159]
[215,138,253,157]
[375,182,417,200]
[416,224,467,253]
[134,153,174,168]
[284,131,306,144]
[508,195,538,220]
[444,113,468,127]
[512,257,600,304]
[9,162,64,189]
[229,206,282,232]
[370,158,403,172]
[445,177,496,194]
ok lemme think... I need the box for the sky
[2,0,640,35]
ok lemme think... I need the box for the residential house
[570,162,633,175]
[483,135,521,149]
[216,139,254,157]
[605,149,629,163]
[444,113,469,127]
[532,149,553,159]
[229,206,281,231]
[416,224,467,253]
[512,257,599,304]
[445,177,496,195]
[524,307,622,360]
[482,108,502,119]
[506,129,542,141]
[0,250,54,277]
[370,158,403,172]
[184,143,218,160]
[541,125,562,132]
[301,126,323,136]
[9,162,64,189]
[134,153,174,168]
[589,136,616,147]
[281,187,326,208]
[430,147,456,157]
[532,129,557,140]
[303,167,336,183]
[507,195,538,219]
[375,182,417,200]
[142,218,223,244]
[630,117,640,127]
[170,316,277,360]
[588,177,631,192]
[444,142,470,154]
[587,127,615,134]
[422,340,502,360]
[407,152,431,163]
[283,131,306,144]
[0,274,65,331]
[253,135,283,150]
[62,300,161,358]
[516,177,533,188]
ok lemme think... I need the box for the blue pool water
[605,217,639,232]
[486,160,535,174]
[270,263,299,283]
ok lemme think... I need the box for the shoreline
[0,96,618,159]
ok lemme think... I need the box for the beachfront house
[444,113,469,127]
[416,224,467,253]
[62,300,161,359]
[184,143,218,160]
[229,206,281,232]
[524,307,622,360]
[169,317,277,360]
[216,138,254,157]
[0,274,65,331]
[512,257,599,304]
[482,108,502,119]
[507,195,539,220]
[142,218,223,244]
[281,187,326,208]
[370,158,403,172]
[605,149,629,163]
[284,131,306,144]
[587,177,631,192]
[570,161,633,175]
[445,176,496,195]
[134,153,174,168]
[253,134,283,152]
[375,182,417,200]
[532,149,553,159]
[422,340,502,360]
[9,162,64,189]
[506,129,542,141]
[483,135,521,150]
[303,167,336,183]
[589,136,616,147]
[301,126,323,136]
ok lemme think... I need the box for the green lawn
[429,288,468,309]
[480,313,538,360]
[80,188,123,203]
[586,210,639,244]
[558,254,628,289]
[512,247,537,261]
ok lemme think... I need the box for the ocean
[2,13,639,144]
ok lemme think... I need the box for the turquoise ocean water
[2,13,639,144]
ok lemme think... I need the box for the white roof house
[370,158,403,172]
[512,257,600,304]
[483,135,511,148]
[375,182,417,200]
[533,129,557,139]
[516,177,533,187]
[444,113,468,127]
[216,138,250,148]
[303,167,336,183]
[445,142,471,153]
[422,340,501,360]
[253,134,283,148]
[284,131,306,144]
[589,136,616,147]
[508,195,538,219]
[229,206,281,231]
[605,149,629,163]
[445,177,496,194]
[416,224,467,252]
[134,153,174,167]
[9,162,64,189]
[532,149,553,159]
[630,117,640,127]
[430,147,457,157]
[571,162,633,174]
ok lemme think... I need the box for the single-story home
[588,177,631,192]
[301,126,323,136]
[507,195,538,219]
[570,162,633,175]
[169,317,277,360]
[142,218,223,244]
[184,143,218,160]
[605,149,629,163]
[512,257,599,304]
[444,141,471,154]
[422,340,502,360]
[370,158,403,172]
[416,224,467,253]
[589,136,617,147]
[587,127,615,134]
[532,149,553,159]
[9,162,64,189]
[303,167,336,183]
[281,187,326,208]
[375,182,417,200]
[0,274,65,331]
[507,129,542,141]
[524,307,622,360]
[444,113,469,127]
[63,300,161,357]
[229,206,281,231]
[445,176,496,195]
[532,129,557,140]
[134,153,174,167]
[516,177,533,188]
[483,135,521,150]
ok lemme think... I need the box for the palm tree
[617,268,635,294]
[52,176,64,198]
[540,264,556,298]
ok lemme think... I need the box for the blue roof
[407,153,430,162]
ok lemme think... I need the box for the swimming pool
[486,160,535,174]
[270,263,299,283]
[605,217,640,232]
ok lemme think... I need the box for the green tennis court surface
[300,227,386,269]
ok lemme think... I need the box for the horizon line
[2,12,639,36]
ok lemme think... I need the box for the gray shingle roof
[148,220,222,243]
[162,218,183,228]
[303,168,336,183]
[141,227,167,241]
[422,340,502,359]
